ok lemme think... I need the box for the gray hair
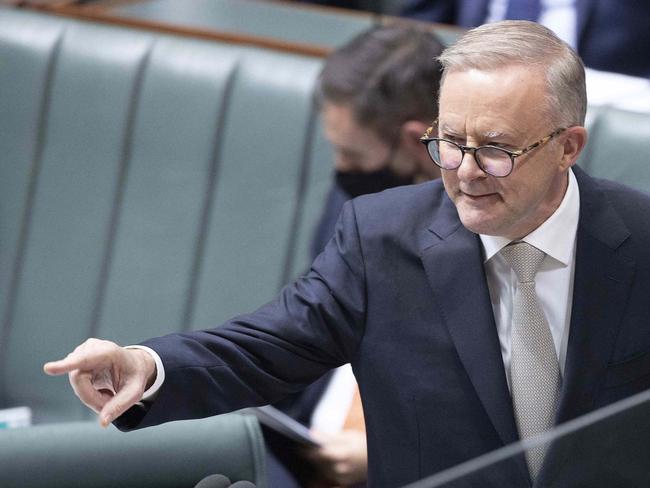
[317,25,445,140]
[438,20,586,127]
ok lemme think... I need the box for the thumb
[98,378,146,427]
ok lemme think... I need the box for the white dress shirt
[480,169,580,388]
[125,345,165,402]
[310,364,357,433]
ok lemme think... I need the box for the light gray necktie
[501,242,561,480]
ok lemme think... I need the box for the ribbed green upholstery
[0,14,64,358]
[2,16,155,423]
[581,107,650,193]
[189,50,323,328]
[0,7,329,482]
[0,7,331,426]
[96,39,240,345]
[0,5,340,485]
[0,414,266,488]
[108,0,374,50]
[285,116,334,281]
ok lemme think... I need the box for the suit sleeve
[116,200,368,430]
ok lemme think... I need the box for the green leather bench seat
[0,5,341,486]
[0,414,265,488]
[580,106,650,193]
[0,7,331,424]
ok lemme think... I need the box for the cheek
[497,178,545,219]
[492,181,520,210]
[441,171,460,195]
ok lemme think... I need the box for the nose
[456,150,486,182]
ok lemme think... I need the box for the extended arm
[44,200,367,429]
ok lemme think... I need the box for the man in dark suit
[45,20,650,487]
[401,0,650,78]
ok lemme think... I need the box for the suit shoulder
[595,177,650,218]
[597,178,650,202]
[589,177,650,247]
[351,179,447,218]
[344,180,450,245]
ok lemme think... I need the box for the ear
[400,120,430,159]
[400,120,442,181]
[400,120,428,148]
[559,126,588,171]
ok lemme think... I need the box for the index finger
[43,353,98,376]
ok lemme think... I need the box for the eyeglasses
[420,126,566,177]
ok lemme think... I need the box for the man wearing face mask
[310,25,444,261]
[264,25,444,488]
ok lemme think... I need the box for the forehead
[438,66,548,136]
[322,103,376,143]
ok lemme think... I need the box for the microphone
[194,474,231,488]
[230,482,256,488]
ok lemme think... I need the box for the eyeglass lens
[428,141,513,177]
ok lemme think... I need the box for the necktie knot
[500,241,545,284]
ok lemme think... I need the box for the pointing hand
[44,338,156,427]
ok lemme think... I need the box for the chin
[458,210,504,236]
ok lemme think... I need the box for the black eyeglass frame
[419,126,567,177]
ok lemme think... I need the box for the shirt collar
[480,168,580,265]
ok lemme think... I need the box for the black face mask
[335,168,413,199]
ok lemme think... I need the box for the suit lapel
[420,198,519,448]
[555,168,635,425]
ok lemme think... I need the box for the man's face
[438,65,570,240]
[322,102,395,173]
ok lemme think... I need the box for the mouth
[461,190,497,200]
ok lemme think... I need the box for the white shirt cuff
[124,345,165,402]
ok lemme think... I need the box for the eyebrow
[439,123,510,141]
[483,130,507,139]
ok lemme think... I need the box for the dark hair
[317,24,444,140]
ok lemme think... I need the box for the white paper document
[246,405,321,447]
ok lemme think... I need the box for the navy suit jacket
[401,0,650,78]
[118,167,650,487]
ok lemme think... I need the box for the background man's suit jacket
[118,166,650,487]
[401,0,650,78]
